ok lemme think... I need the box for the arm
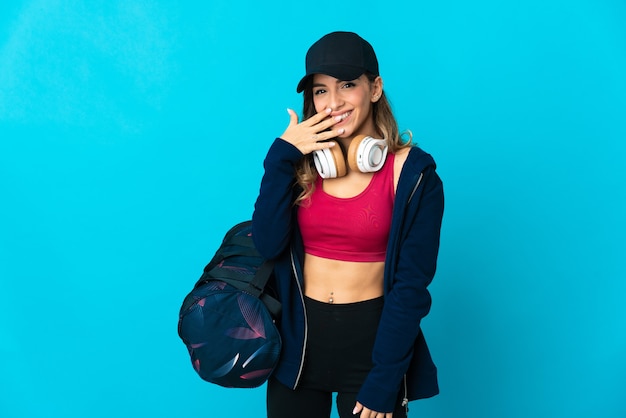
[252,138,303,259]
[252,108,344,259]
[357,166,445,412]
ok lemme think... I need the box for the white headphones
[313,135,389,179]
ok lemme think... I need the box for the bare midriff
[303,253,384,304]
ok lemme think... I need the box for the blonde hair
[294,73,412,205]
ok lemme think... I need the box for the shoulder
[394,145,440,192]
[392,147,411,192]
[404,146,437,173]
[394,144,439,191]
[393,146,411,167]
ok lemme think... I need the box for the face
[311,74,382,140]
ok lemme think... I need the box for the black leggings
[266,297,408,418]
[267,378,408,418]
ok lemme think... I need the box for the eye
[341,82,355,89]
[313,88,326,96]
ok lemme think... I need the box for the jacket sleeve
[357,166,444,412]
[252,138,304,260]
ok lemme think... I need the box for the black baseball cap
[296,31,379,93]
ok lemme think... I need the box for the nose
[327,89,344,111]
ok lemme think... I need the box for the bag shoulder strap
[198,221,281,318]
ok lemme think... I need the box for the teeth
[340,111,351,120]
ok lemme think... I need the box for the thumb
[352,402,363,415]
[286,108,299,126]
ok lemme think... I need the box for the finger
[321,127,346,140]
[311,126,344,142]
[305,115,345,140]
[302,140,336,155]
[358,407,372,418]
[315,107,333,119]
[286,108,299,126]
[310,112,349,135]
[313,115,340,131]
[356,406,391,418]
[302,107,333,126]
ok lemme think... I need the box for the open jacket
[252,138,444,412]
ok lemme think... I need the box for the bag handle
[201,260,281,318]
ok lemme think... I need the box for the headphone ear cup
[313,145,347,178]
[347,135,389,173]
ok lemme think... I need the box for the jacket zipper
[408,172,424,204]
[391,171,424,266]
[290,249,308,389]
[401,374,409,414]
[397,171,423,413]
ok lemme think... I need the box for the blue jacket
[252,138,444,412]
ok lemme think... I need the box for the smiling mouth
[337,111,352,122]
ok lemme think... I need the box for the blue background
[1,1,625,417]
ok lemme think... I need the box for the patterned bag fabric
[178,221,281,388]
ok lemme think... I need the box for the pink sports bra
[297,153,395,262]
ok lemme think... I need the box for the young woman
[252,32,444,418]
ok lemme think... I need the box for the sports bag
[177,220,282,388]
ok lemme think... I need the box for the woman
[252,32,444,418]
